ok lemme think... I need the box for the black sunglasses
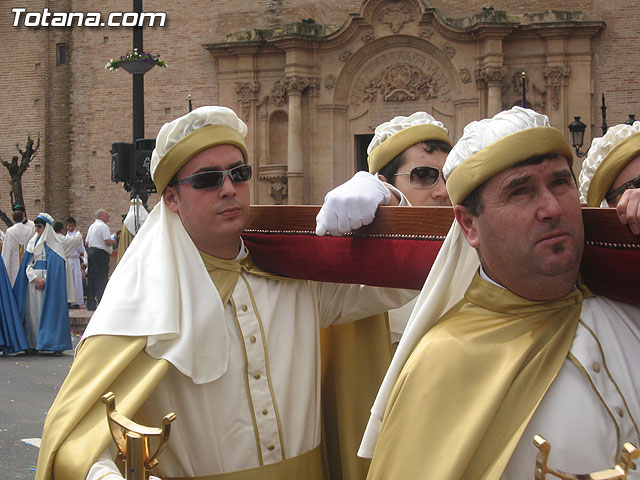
[175,164,252,190]
[393,166,441,189]
[605,173,640,203]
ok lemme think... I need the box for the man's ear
[377,173,388,183]
[454,205,480,249]
[163,186,180,215]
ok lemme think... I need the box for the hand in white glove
[316,171,391,236]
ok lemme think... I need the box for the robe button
[617,408,624,417]
[249,336,256,343]
[262,409,268,415]
[241,304,248,312]
[631,462,637,470]
[592,363,601,373]
[267,445,275,451]
[254,373,261,380]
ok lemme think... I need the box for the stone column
[286,76,308,204]
[481,67,508,117]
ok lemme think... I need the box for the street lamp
[625,114,636,125]
[568,116,588,158]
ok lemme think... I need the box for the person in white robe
[65,217,85,307]
[362,107,640,479]
[317,111,453,346]
[2,209,35,286]
[35,106,416,480]
[578,120,640,234]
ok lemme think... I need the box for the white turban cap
[366,111,452,174]
[578,121,640,206]
[150,106,248,194]
[444,106,573,205]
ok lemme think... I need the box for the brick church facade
[0,0,638,232]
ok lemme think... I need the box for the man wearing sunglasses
[36,106,415,480]
[579,120,640,235]
[316,112,453,345]
[316,112,453,237]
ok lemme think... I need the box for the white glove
[316,171,391,236]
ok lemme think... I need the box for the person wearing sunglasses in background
[316,112,453,345]
[35,106,416,480]
[579,120,640,235]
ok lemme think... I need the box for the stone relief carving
[235,81,260,120]
[443,44,456,59]
[459,68,471,84]
[286,76,310,94]
[352,52,450,104]
[479,66,508,86]
[378,3,413,33]
[258,165,288,204]
[543,66,570,110]
[339,49,352,62]
[325,74,336,90]
[271,80,287,106]
[362,32,375,43]
[419,28,434,39]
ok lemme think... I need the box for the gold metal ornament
[102,392,176,480]
[534,435,639,480]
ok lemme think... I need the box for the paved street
[0,312,88,479]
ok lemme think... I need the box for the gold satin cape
[367,273,591,480]
[35,250,392,480]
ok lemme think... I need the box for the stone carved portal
[351,51,451,107]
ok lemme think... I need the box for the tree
[0,134,40,228]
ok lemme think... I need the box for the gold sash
[368,273,593,480]
[165,445,326,480]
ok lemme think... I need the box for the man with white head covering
[317,112,453,345]
[13,213,72,355]
[579,121,640,234]
[116,197,149,263]
[360,107,640,479]
[2,206,35,286]
[35,106,414,480]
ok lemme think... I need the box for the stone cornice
[203,6,605,57]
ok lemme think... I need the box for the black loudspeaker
[111,142,135,182]
[134,138,155,180]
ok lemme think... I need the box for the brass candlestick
[102,392,176,480]
[534,435,639,480]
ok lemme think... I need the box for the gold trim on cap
[446,127,574,205]
[586,131,640,206]
[153,124,249,195]
[367,124,452,174]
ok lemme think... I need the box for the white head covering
[578,121,640,206]
[27,213,65,259]
[123,198,149,235]
[359,106,566,458]
[366,112,452,174]
[83,106,248,384]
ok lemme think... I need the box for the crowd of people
[0,103,638,479]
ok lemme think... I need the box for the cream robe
[503,295,640,479]
[367,274,640,480]
[2,221,35,286]
[82,271,413,479]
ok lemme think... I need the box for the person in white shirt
[35,106,416,480]
[84,209,116,310]
[1,208,35,286]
